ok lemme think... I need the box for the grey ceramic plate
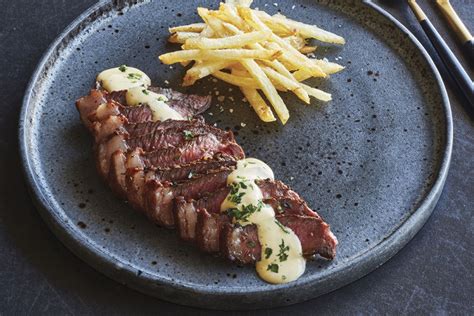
[19,0,452,310]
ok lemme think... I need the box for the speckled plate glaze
[19,0,452,310]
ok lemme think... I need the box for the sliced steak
[139,135,244,170]
[277,215,337,260]
[195,208,230,253]
[122,153,237,210]
[220,214,337,264]
[220,223,261,264]
[176,179,337,263]
[76,89,107,130]
[145,168,233,227]
[97,117,239,178]
[149,87,212,118]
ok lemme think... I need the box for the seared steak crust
[76,87,337,268]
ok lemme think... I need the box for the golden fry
[300,83,332,102]
[242,59,289,124]
[183,60,234,86]
[257,11,346,44]
[238,7,327,77]
[168,32,200,44]
[184,31,271,50]
[158,0,345,123]
[159,48,281,64]
[169,23,206,33]
[300,46,317,54]
[240,87,276,122]
[212,70,258,87]
[261,66,309,104]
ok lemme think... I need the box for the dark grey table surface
[1,0,472,315]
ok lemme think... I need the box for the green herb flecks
[264,247,273,259]
[275,220,290,234]
[118,65,127,72]
[267,263,279,273]
[277,239,290,262]
[226,201,263,222]
[127,73,143,80]
[142,89,149,95]
[183,130,194,140]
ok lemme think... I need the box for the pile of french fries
[159,0,345,124]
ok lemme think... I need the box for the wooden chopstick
[435,0,474,65]
[407,0,474,108]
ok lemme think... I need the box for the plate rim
[18,0,453,309]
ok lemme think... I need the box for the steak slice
[139,135,244,170]
[77,88,210,141]
[149,87,212,118]
[76,89,107,130]
[97,119,238,177]
[221,224,261,264]
[175,179,338,263]
[144,168,233,227]
[121,152,237,209]
[220,214,337,264]
[76,86,338,271]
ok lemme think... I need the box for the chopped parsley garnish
[247,241,256,248]
[277,239,290,262]
[227,190,245,204]
[226,201,263,222]
[267,263,279,273]
[264,247,273,259]
[118,65,127,72]
[142,89,149,95]
[275,220,290,234]
[183,130,194,140]
[227,181,252,204]
[127,73,142,80]
[157,95,167,102]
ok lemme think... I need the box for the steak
[149,87,212,118]
[175,179,336,263]
[76,85,337,271]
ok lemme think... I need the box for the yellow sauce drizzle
[221,158,306,283]
[97,66,183,121]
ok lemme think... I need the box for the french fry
[212,70,258,87]
[159,48,281,64]
[283,35,306,50]
[198,8,233,37]
[200,25,215,38]
[256,11,346,44]
[183,60,235,86]
[238,7,327,77]
[300,46,317,54]
[168,32,200,44]
[314,59,345,74]
[210,3,249,31]
[242,59,289,124]
[240,87,276,122]
[260,65,310,104]
[159,0,345,124]
[300,83,332,102]
[169,23,206,33]
[225,64,288,92]
[183,31,271,50]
